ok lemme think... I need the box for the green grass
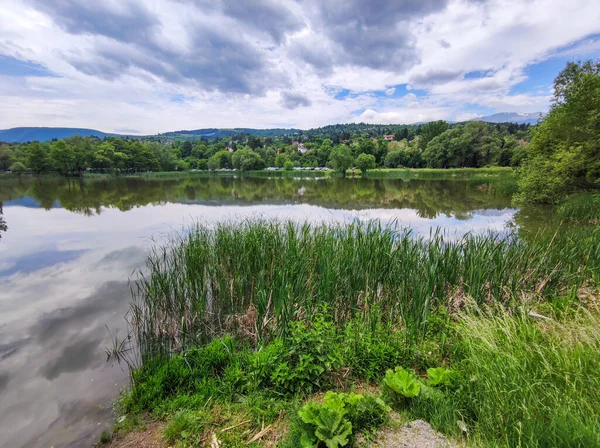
[115,219,600,447]
[364,167,513,179]
[407,308,600,447]
[557,192,600,224]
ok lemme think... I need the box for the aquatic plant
[129,219,598,361]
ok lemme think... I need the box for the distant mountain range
[160,128,301,139]
[0,127,115,143]
[470,112,543,125]
[0,113,544,143]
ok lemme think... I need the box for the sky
[0,0,599,134]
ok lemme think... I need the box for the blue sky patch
[464,70,493,80]
[0,55,56,77]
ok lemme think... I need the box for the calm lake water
[0,174,520,447]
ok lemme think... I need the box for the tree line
[0,120,528,177]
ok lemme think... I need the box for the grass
[111,218,600,447]
[364,167,513,179]
[406,308,600,447]
[130,220,598,360]
[557,192,600,224]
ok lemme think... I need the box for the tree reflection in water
[0,202,7,239]
[0,175,515,222]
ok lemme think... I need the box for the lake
[0,174,520,447]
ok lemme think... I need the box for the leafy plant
[268,314,344,394]
[298,398,352,448]
[383,367,421,406]
[297,391,390,447]
[343,393,390,432]
[426,367,455,388]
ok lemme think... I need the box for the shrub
[268,314,344,394]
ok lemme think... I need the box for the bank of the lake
[106,212,599,446]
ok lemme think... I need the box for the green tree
[419,120,448,150]
[516,59,600,203]
[423,122,502,168]
[0,144,13,171]
[91,142,116,171]
[50,140,76,175]
[355,153,376,174]
[328,145,353,176]
[182,141,193,158]
[28,142,49,174]
[385,150,408,168]
[284,159,294,171]
[9,161,27,175]
[358,138,377,157]
[208,150,232,170]
[275,153,290,168]
[232,148,265,171]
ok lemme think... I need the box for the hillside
[470,112,543,125]
[0,113,542,143]
[0,127,116,143]
[159,127,301,139]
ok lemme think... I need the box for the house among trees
[297,143,308,154]
[383,134,395,141]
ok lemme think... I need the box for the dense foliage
[515,59,600,203]
[0,120,529,175]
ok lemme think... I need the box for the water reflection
[1,175,513,220]
[0,174,517,448]
[0,202,6,239]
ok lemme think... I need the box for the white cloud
[0,0,599,132]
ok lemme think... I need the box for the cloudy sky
[0,0,599,134]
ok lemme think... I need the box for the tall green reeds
[131,220,598,361]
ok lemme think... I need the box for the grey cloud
[93,246,146,271]
[0,337,31,361]
[65,23,287,95]
[0,373,8,394]
[29,281,129,346]
[280,91,312,109]
[31,0,289,95]
[216,1,304,44]
[410,68,464,86]
[293,0,450,72]
[26,0,158,44]
[470,77,504,91]
[438,39,452,49]
[181,0,304,44]
[40,337,103,380]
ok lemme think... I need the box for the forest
[0,121,528,176]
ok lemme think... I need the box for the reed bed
[130,220,598,361]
